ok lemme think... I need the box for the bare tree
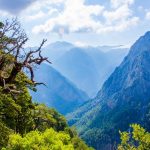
[0,18,51,93]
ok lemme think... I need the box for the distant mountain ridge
[31,63,89,115]
[42,41,128,97]
[43,41,74,61]
[67,31,150,150]
[30,41,127,116]
[54,47,99,97]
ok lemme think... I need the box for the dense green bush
[2,128,74,150]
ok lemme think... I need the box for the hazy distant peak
[48,41,73,47]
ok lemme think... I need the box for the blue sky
[0,0,150,47]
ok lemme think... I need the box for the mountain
[53,45,127,97]
[42,41,74,61]
[40,41,127,97]
[54,47,100,97]
[67,32,150,149]
[30,63,89,115]
[82,47,128,90]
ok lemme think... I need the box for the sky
[0,0,150,47]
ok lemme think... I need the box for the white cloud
[103,5,132,23]
[97,17,139,33]
[32,0,104,34]
[25,0,65,12]
[74,41,88,47]
[48,9,59,16]
[110,0,134,8]
[20,0,139,35]
[24,11,45,21]
[101,0,139,33]
[146,11,150,20]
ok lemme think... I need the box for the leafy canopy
[2,128,74,150]
[118,124,150,150]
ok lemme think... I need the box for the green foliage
[0,73,35,149]
[118,124,150,150]
[0,19,92,150]
[0,73,34,135]
[0,79,92,149]
[2,128,74,150]
[0,122,13,147]
[71,136,94,150]
[0,22,4,28]
[32,104,67,132]
[0,74,92,149]
[3,128,93,150]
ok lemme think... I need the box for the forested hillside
[68,31,150,150]
[0,19,92,150]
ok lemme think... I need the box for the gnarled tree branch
[0,19,51,93]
